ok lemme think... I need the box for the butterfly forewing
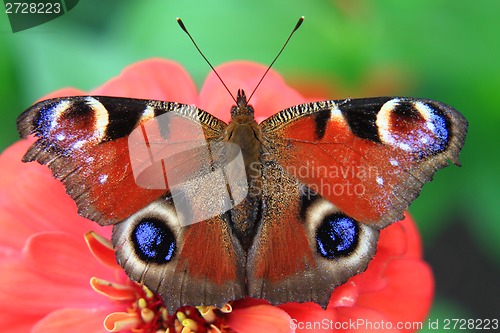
[17,96,227,224]
[260,97,468,228]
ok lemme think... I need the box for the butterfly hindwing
[246,160,379,307]
[112,196,246,313]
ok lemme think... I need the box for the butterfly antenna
[247,16,304,103]
[177,17,237,103]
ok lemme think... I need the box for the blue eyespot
[424,107,449,156]
[132,219,176,263]
[316,214,358,259]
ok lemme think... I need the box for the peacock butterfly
[16,19,468,314]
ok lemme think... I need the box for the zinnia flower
[0,59,433,332]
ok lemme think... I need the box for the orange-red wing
[261,97,467,227]
[17,96,226,225]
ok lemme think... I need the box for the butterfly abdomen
[224,110,264,249]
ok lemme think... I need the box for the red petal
[336,306,401,333]
[84,232,121,270]
[198,61,305,122]
[0,138,35,189]
[231,297,270,309]
[38,88,86,100]
[0,312,41,333]
[352,214,423,293]
[354,259,433,331]
[92,58,198,104]
[23,232,116,284]
[32,308,112,333]
[0,140,111,251]
[0,262,90,314]
[376,213,422,260]
[328,281,359,308]
[0,232,123,314]
[280,302,338,333]
[227,304,293,333]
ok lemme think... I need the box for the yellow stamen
[141,308,155,323]
[104,312,141,332]
[209,324,222,333]
[176,311,187,323]
[196,306,217,323]
[90,277,136,301]
[161,307,168,321]
[143,285,155,299]
[174,319,183,332]
[137,297,148,309]
[182,318,198,331]
[220,303,232,313]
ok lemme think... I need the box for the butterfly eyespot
[315,213,359,259]
[34,97,111,153]
[132,218,176,263]
[377,99,450,158]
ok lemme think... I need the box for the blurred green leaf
[420,297,474,333]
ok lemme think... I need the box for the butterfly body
[223,91,263,248]
[17,85,467,313]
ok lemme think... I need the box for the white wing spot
[390,159,399,166]
[398,142,411,151]
[49,100,71,131]
[376,98,400,146]
[72,140,85,150]
[414,101,432,121]
[98,174,108,184]
[376,176,384,186]
[415,101,439,135]
[330,106,342,120]
[85,97,109,142]
[426,122,436,132]
[141,105,155,123]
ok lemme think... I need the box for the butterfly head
[230,89,255,120]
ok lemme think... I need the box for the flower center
[98,280,232,332]
[85,231,232,333]
[129,284,169,331]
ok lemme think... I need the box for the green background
[1,1,499,331]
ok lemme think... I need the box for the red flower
[0,59,433,332]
